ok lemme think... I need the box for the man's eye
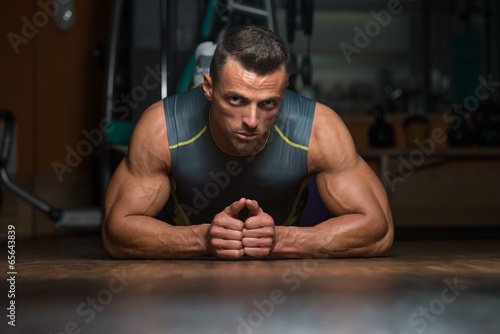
[229,96,240,103]
[261,100,275,108]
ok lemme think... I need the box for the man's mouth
[236,132,259,141]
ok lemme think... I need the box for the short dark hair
[210,24,290,86]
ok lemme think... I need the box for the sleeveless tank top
[163,87,316,226]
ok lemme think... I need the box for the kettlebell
[403,115,430,148]
[474,103,500,147]
[448,113,474,147]
[369,105,394,148]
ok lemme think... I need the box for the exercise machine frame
[0,110,102,231]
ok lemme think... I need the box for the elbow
[377,220,394,257]
[367,214,394,257]
[102,236,123,259]
[376,231,394,257]
[101,216,128,259]
[102,227,120,259]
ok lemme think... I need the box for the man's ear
[203,73,213,101]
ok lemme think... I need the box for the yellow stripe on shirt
[274,124,309,151]
[169,126,207,149]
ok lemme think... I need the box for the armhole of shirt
[277,90,316,175]
[164,95,178,172]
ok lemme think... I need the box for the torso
[163,88,316,226]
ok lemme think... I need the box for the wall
[1,0,112,174]
[346,115,500,228]
[0,0,112,237]
[1,1,498,237]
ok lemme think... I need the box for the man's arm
[271,103,394,258]
[102,101,211,259]
[102,101,251,259]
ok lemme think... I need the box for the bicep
[309,104,391,222]
[103,101,171,223]
[104,158,171,220]
[315,157,388,220]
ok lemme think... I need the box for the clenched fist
[242,199,276,259]
[207,198,246,259]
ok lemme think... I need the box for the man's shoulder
[131,100,168,142]
[277,90,317,125]
[163,87,206,109]
[126,100,171,171]
[312,101,353,129]
[283,89,316,105]
[140,100,166,123]
[308,103,358,173]
[163,88,209,123]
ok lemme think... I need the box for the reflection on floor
[6,233,500,334]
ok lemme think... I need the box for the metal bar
[104,0,125,122]
[421,0,431,113]
[0,110,60,220]
[490,0,500,103]
[160,0,168,98]
[56,207,102,230]
[0,168,55,216]
[0,110,14,165]
[100,0,125,203]
[263,0,276,31]
[229,2,270,18]
[229,0,275,31]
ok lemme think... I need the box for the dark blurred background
[1,0,499,238]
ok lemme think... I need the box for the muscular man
[102,25,393,259]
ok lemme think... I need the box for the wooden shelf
[358,147,500,195]
[359,147,500,159]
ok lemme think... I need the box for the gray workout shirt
[163,87,316,226]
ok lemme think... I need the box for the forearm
[271,214,393,259]
[103,215,210,259]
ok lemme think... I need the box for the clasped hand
[208,198,276,259]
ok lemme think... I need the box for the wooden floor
[4,233,500,334]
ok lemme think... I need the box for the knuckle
[247,249,269,259]
[263,215,274,225]
[210,237,223,248]
[233,230,243,240]
[235,221,245,230]
[262,238,273,247]
[212,216,224,226]
[209,226,223,237]
[216,249,243,259]
[264,226,275,235]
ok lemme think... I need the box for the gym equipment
[474,103,500,147]
[53,0,75,33]
[448,113,474,147]
[369,105,395,148]
[301,0,314,89]
[175,0,218,94]
[99,0,281,201]
[285,0,315,99]
[104,120,135,145]
[176,0,277,94]
[286,0,298,92]
[0,110,102,231]
[403,115,430,148]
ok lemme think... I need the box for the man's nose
[243,105,259,129]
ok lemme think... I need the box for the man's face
[203,59,288,155]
